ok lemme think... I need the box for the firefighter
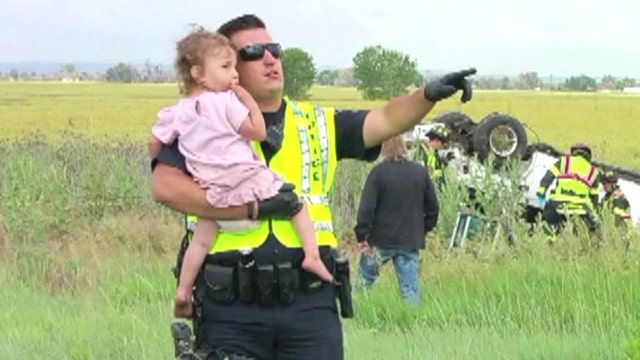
[417,125,449,187]
[600,170,632,242]
[536,142,601,240]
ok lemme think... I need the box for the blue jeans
[356,248,420,305]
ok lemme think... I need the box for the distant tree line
[0,61,174,83]
[2,46,639,100]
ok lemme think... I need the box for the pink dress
[151,90,284,207]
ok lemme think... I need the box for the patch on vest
[314,221,333,232]
[314,106,329,189]
[300,195,330,205]
[297,124,311,193]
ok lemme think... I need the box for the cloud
[1,0,639,76]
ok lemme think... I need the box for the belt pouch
[275,262,299,304]
[203,264,235,303]
[255,264,275,306]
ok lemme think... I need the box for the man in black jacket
[354,135,439,305]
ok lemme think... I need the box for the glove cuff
[422,85,433,101]
[291,201,303,216]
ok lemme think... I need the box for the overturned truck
[403,111,640,242]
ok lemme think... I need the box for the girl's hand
[230,84,258,108]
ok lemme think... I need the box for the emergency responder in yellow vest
[150,13,477,360]
[600,170,633,242]
[418,125,449,187]
[536,142,601,240]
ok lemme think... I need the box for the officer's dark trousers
[194,276,343,360]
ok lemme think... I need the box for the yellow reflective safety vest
[185,99,339,254]
[425,148,442,181]
[416,144,442,181]
[538,155,599,215]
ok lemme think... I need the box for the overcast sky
[1,0,638,76]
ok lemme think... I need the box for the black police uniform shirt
[151,98,381,264]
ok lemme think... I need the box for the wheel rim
[489,125,518,157]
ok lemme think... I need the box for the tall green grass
[2,82,640,358]
[1,133,639,359]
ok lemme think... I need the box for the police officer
[151,13,476,360]
[417,125,449,187]
[536,142,601,240]
[600,170,633,241]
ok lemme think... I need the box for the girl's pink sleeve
[151,106,179,144]
[224,91,250,132]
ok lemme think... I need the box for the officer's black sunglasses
[237,43,282,61]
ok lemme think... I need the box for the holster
[333,256,354,318]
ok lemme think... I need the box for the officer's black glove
[255,183,302,220]
[424,68,477,103]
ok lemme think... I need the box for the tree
[616,77,637,90]
[352,45,419,100]
[141,60,169,83]
[517,72,540,89]
[60,63,76,75]
[501,76,511,90]
[334,68,357,87]
[599,74,617,90]
[564,75,597,91]
[105,62,140,83]
[316,69,338,86]
[412,71,424,87]
[281,47,316,99]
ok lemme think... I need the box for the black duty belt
[195,247,336,307]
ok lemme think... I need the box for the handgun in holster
[333,256,354,318]
[170,322,195,359]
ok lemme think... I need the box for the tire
[432,111,477,155]
[472,112,528,164]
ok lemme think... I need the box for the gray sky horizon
[2,0,638,77]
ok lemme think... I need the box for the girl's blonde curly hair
[174,24,234,95]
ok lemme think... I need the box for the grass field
[1,81,640,359]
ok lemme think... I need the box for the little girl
[149,27,334,318]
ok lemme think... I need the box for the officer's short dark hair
[217,14,266,39]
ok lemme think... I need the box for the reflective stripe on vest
[549,155,598,206]
[610,190,632,220]
[613,206,631,219]
[183,99,339,253]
